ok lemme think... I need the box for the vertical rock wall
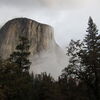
[0,18,55,58]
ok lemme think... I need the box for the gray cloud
[0,0,100,48]
[0,0,88,9]
[0,0,100,78]
[0,0,40,9]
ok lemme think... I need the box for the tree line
[0,17,100,100]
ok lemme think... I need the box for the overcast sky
[0,0,100,47]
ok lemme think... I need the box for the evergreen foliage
[10,36,31,72]
[63,17,100,100]
[0,17,100,100]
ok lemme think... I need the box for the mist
[30,43,68,79]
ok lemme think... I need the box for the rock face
[0,18,67,78]
[0,18,55,58]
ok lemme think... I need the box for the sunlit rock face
[0,18,67,78]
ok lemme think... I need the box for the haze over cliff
[0,18,67,78]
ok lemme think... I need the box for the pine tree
[0,36,34,100]
[81,17,100,100]
[0,59,21,100]
[10,36,31,73]
[63,17,100,100]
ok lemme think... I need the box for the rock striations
[0,18,67,78]
[0,18,55,58]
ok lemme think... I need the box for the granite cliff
[0,18,55,58]
[0,18,67,78]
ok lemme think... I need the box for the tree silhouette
[10,36,31,73]
[63,17,100,100]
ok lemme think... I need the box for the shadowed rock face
[0,18,55,58]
